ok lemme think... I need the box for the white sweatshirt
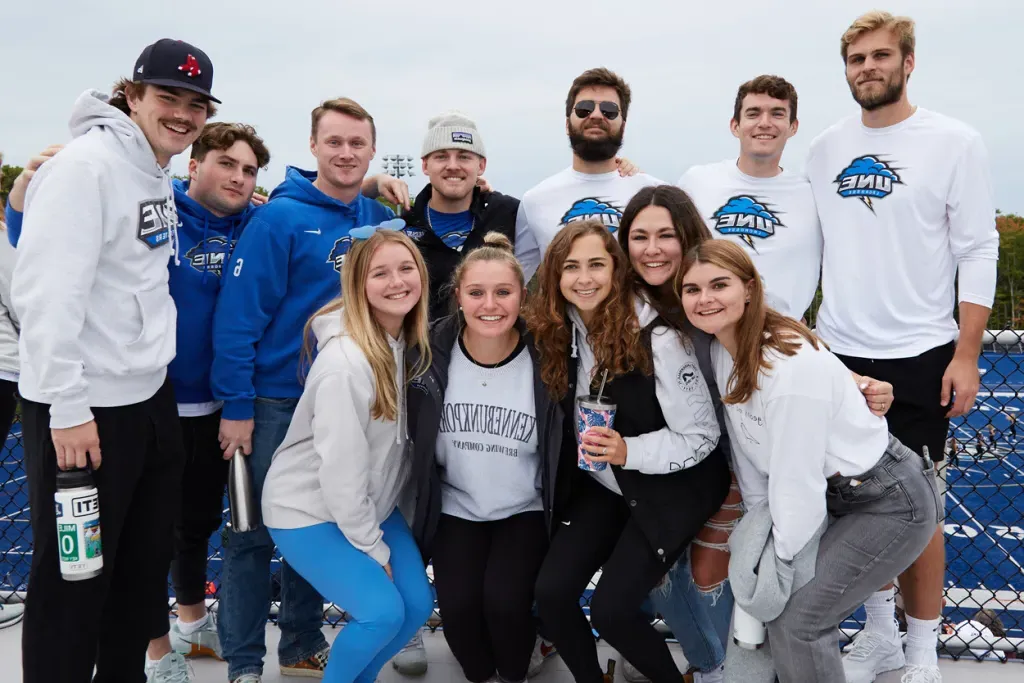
[570,297,721,494]
[514,167,663,281]
[12,90,179,428]
[0,236,20,382]
[677,159,822,319]
[262,312,411,567]
[712,337,890,561]
[806,108,999,358]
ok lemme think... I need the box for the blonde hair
[303,230,431,421]
[450,232,525,316]
[311,97,376,143]
[841,10,916,62]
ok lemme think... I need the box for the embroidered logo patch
[452,131,473,144]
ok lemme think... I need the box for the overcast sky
[4,0,1020,213]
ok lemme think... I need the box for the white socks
[905,616,941,667]
[176,612,210,636]
[864,588,898,639]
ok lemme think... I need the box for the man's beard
[849,68,905,111]
[569,122,624,162]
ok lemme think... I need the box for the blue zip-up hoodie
[211,166,394,420]
[170,178,251,405]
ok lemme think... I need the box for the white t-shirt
[435,340,542,522]
[678,159,822,320]
[712,336,890,561]
[806,108,999,358]
[514,167,663,281]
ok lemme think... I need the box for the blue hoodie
[6,180,252,407]
[211,166,394,420]
[170,178,251,406]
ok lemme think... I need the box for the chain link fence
[1,331,1021,663]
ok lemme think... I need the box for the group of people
[2,7,999,683]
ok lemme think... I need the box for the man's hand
[52,421,101,471]
[219,418,254,459]
[376,175,410,211]
[851,373,894,417]
[7,144,64,212]
[615,156,640,177]
[475,176,494,193]
[250,192,268,207]
[942,353,981,417]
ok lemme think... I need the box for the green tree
[1,165,24,207]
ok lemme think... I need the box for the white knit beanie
[420,111,486,158]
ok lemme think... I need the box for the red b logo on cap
[178,54,201,78]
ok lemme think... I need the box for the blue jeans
[270,509,434,683]
[217,396,328,680]
[644,554,733,673]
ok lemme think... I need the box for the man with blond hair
[806,11,998,683]
[211,97,395,683]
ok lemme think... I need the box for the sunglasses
[573,100,620,121]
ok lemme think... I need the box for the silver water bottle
[228,447,258,532]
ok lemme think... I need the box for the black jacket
[406,315,564,561]
[403,184,520,321]
[562,318,731,563]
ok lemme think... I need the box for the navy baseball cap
[133,39,220,103]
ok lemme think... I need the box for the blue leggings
[269,508,434,683]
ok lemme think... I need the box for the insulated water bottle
[228,447,258,532]
[55,468,103,581]
[732,603,767,650]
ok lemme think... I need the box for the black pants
[21,379,185,683]
[432,511,548,683]
[835,341,955,462]
[534,474,690,683]
[149,411,229,639]
[0,378,19,442]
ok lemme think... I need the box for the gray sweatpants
[767,435,941,683]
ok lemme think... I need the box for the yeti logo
[328,236,355,272]
[561,198,624,232]
[185,236,233,276]
[834,155,902,213]
[676,362,700,392]
[711,196,784,251]
[137,199,175,249]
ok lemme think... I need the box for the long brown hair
[618,184,711,327]
[525,220,651,399]
[678,240,821,405]
[302,230,432,421]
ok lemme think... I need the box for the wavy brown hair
[525,220,650,399]
[678,240,821,405]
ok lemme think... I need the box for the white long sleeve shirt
[571,298,720,494]
[677,159,822,319]
[514,167,663,281]
[712,337,890,561]
[806,108,998,358]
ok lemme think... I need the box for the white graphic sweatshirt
[12,90,179,428]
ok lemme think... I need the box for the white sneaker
[527,637,557,678]
[842,629,906,683]
[232,676,262,683]
[169,613,221,659]
[618,657,650,683]
[901,664,942,682]
[145,652,192,683]
[391,630,428,676]
[0,603,24,629]
[693,664,724,683]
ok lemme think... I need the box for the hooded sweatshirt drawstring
[391,335,406,445]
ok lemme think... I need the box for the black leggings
[535,475,689,683]
[432,511,548,683]
[0,379,19,443]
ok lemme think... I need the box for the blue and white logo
[328,236,355,272]
[185,235,233,277]
[560,198,624,232]
[834,155,902,212]
[137,198,175,249]
[711,196,783,250]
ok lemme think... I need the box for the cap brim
[139,77,222,104]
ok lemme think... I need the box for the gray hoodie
[261,311,411,567]
[11,90,179,428]
[0,236,20,381]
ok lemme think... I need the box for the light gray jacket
[0,235,20,379]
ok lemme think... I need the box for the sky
[4,0,1020,213]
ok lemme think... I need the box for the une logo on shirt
[710,195,783,250]
[327,236,355,273]
[560,198,624,233]
[833,155,902,213]
[137,198,176,250]
[185,236,234,277]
